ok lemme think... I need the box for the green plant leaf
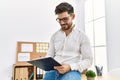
[85,70,96,78]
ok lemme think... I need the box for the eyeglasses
[56,16,70,23]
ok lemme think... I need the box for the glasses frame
[56,15,71,23]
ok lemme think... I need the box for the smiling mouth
[61,24,67,26]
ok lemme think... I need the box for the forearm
[70,57,93,72]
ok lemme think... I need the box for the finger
[54,66,58,70]
[58,70,65,74]
[54,66,56,69]
[54,66,63,69]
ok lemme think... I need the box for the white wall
[0,0,84,80]
[105,0,120,71]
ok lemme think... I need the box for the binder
[23,67,28,80]
[27,57,61,71]
[15,68,20,80]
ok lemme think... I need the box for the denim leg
[43,70,59,80]
[60,70,81,80]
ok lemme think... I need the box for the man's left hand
[54,64,71,74]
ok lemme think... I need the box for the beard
[60,22,72,30]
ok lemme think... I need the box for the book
[27,57,61,71]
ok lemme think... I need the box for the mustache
[60,24,67,26]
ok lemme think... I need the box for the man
[43,2,93,80]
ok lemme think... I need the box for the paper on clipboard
[18,53,30,61]
[21,44,33,52]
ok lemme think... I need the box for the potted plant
[85,70,96,80]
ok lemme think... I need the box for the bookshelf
[12,41,49,80]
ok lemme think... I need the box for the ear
[72,13,75,19]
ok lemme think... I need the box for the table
[82,68,120,80]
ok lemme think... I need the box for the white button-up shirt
[46,28,93,72]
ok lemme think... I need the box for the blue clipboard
[27,57,61,71]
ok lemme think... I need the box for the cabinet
[12,41,49,80]
[13,64,36,80]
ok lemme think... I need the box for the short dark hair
[55,2,74,14]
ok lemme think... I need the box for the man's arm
[46,35,55,58]
[70,34,93,73]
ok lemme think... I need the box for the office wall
[0,0,84,80]
[105,0,120,71]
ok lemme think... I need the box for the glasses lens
[56,16,70,22]
[56,18,59,22]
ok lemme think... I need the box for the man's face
[56,12,75,31]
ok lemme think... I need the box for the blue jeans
[43,70,81,80]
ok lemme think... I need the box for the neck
[64,24,75,36]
